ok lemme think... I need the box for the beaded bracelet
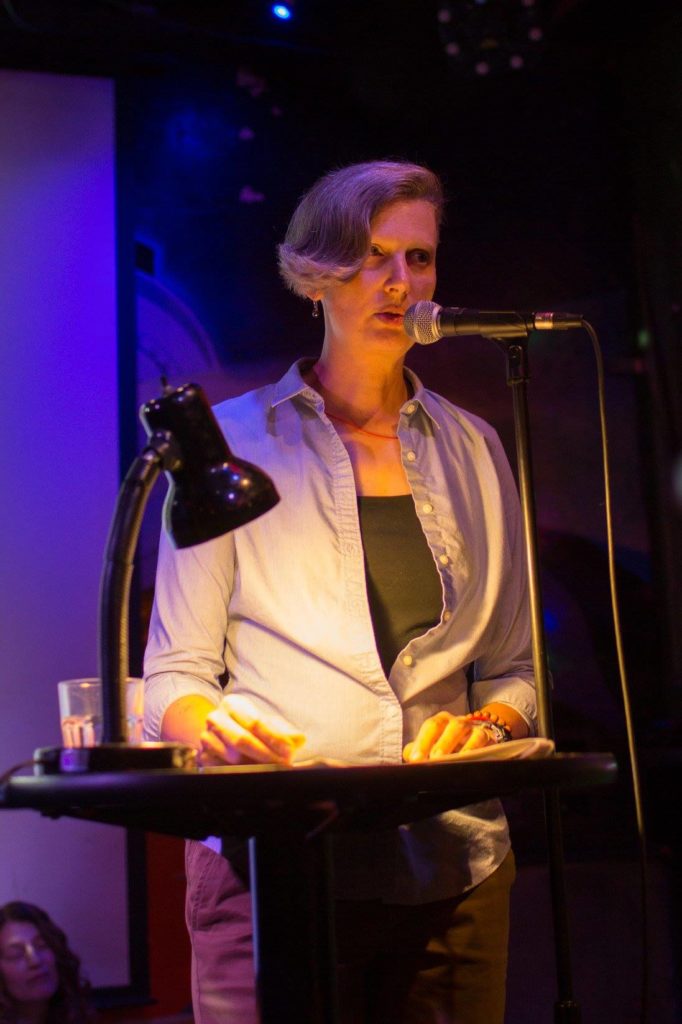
[475,721,509,744]
[466,711,512,743]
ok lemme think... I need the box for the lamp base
[34,742,196,774]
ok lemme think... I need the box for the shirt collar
[401,366,440,430]
[271,358,439,430]
[271,358,321,408]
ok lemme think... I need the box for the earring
[311,299,320,319]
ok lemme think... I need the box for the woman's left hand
[403,711,496,762]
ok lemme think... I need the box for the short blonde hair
[278,160,444,298]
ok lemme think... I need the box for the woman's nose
[24,942,42,965]
[385,254,409,295]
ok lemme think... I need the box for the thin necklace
[326,411,398,440]
[306,367,400,440]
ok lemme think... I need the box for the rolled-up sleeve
[143,526,236,740]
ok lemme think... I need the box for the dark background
[2,1,680,1020]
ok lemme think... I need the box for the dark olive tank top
[357,494,443,677]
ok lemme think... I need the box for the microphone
[404,300,584,345]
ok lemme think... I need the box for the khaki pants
[335,849,516,1024]
[185,840,515,1024]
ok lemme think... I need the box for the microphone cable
[581,319,649,1024]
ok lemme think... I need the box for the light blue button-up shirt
[144,359,536,903]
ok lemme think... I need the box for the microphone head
[403,301,442,345]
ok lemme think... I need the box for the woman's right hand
[199,693,305,766]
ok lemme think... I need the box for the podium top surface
[0,753,617,840]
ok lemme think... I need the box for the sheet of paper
[430,737,555,762]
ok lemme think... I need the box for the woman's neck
[307,351,408,426]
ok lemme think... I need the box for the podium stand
[0,754,616,1023]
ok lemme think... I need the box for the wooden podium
[0,754,616,1023]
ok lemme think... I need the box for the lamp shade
[140,383,279,547]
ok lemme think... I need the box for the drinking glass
[57,677,144,747]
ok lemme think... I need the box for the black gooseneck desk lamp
[36,381,279,773]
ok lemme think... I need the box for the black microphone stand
[502,335,581,1023]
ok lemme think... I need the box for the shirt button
[405,403,416,414]
[422,502,433,514]
[439,553,449,565]
[405,450,416,462]
[402,654,414,667]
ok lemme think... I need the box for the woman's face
[0,921,59,1005]
[318,198,438,355]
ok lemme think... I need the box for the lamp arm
[99,431,181,743]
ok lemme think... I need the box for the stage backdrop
[0,70,133,991]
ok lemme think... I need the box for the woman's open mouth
[375,311,404,325]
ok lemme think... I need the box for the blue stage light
[272,4,292,19]
[544,608,559,634]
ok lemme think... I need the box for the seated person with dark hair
[0,902,95,1024]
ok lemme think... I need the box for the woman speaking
[144,160,536,1024]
